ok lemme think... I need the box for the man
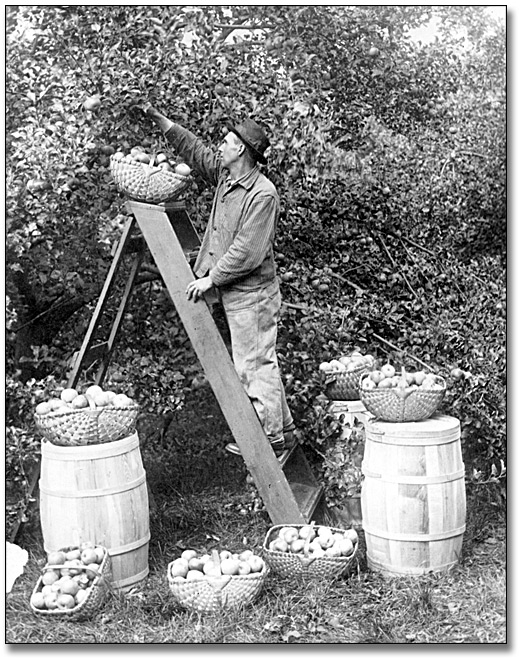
[138,104,295,457]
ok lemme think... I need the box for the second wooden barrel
[361,414,466,576]
[39,432,150,592]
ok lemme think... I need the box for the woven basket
[167,561,268,613]
[110,154,191,203]
[34,398,140,447]
[262,525,358,580]
[359,373,446,422]
[30,545,111,622]
[322,358,375,401]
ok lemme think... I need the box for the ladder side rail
[128,201,306,524]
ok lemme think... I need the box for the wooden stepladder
[69,200,325,526]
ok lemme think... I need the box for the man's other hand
[186,276,214,302]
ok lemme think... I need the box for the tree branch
[372,333,435,372]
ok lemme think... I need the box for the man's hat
[228,118,270,165]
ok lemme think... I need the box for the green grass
[5,389,506,644]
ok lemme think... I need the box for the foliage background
[5,6,506,537]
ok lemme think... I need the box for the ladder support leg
[68,218,136,388]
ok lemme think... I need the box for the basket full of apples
[262,524,359,580]
[167,548,268,613]
[359,364,446,422]
[319,350,376,401]
[29,542,111,622]
[110,146,192,203]
[34,384,139,447]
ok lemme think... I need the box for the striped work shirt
[165,123,279,292]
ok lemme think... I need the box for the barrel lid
[366,414,460,441]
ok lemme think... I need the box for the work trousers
[219,279,294,444]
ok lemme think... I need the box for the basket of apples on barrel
[359,363,446,422]
[319,350,376,401]
[34,384,139,446]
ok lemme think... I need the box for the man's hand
[186,276,214,302]
[128,101,153,116]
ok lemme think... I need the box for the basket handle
[43,563,103,578]
[303,522,316,558]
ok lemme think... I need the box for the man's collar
[226,165,259,191]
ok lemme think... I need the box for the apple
[248,555,265,573]
[170,560,189,579]
[81,548,98,565]
[237,561,252,575]
[71,394,89,409]
[94,547,105,563]
[380,364,395,378]
[83,563,100,579]
[188,557,205,572]
[343,529,359,543]
[290,539,306,553]
[60,388,78,403]
[80,541,95,551]
[282,527,299,544]
[220,558,240,575]
[175,163,191,177]
[42,570,60,586]
[181,549,198,562]
[270,538,289,553]
[239,549,254,562]
[325,544,342,557]
[298,525,316,541]
[35,401,51,415]
[337,538,354,556]
[47,550,66,566]
[85,385,103,399]
[186,569,205,581]
[30,592,46,609]
[44,592,59,610]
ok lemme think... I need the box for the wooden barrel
[39,432,150,592]
[361,414,466,576]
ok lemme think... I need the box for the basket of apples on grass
[319,350,376,401]
[167,548,268,613]
[110,146,192,203]
[30,542,111,622]
[359,363,446,422]
[34,384,139,446]
[262,524,359,580]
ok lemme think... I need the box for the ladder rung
[70,342,109,370]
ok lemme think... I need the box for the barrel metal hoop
[367,557,460,575]
[41,433,139,459]
[363,525,466,542]
[39,474,146,498]
[366,430,461,446]
[361,465,465,484]
[107,532,151,556]
[110,566,150,589]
